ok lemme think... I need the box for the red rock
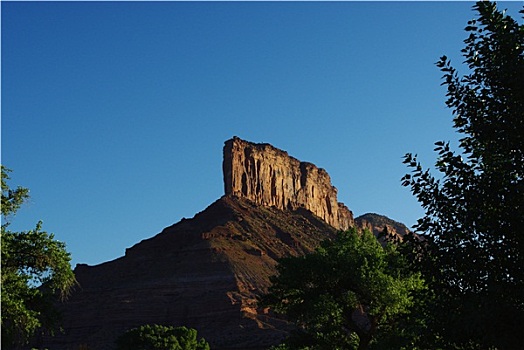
[44,196,336,349]
[223,137,354,230]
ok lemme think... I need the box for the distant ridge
[355,213,411,241]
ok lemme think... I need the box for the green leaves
[115,324,210,350]
[1,223,77,348]
[2,222,76,298]
[263,228,425,349]
[1,166,76,349]
[1,165,29,222]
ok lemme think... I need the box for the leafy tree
[1,166,76,348]
[263,228,425,350]
[401,2,524,348]
[115,324,210,350]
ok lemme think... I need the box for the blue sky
[3,1,522,267]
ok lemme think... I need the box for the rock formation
[39,137,409,350]
[223,137,354,230]
[355,213,411,242]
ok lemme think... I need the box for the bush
[115,324,210,350]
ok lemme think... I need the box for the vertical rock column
[223,137,354,230]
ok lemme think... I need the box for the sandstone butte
[40,137,409,350]
[223,137,354,231]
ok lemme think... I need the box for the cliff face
[223,137,354,230]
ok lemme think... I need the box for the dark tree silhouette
[402,2,524,348]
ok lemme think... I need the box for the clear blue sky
[3,1,522,267]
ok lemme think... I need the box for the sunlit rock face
[223,137,354,230]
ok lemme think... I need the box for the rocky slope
[44,196,337,350]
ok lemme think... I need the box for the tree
[263,228,425,350]
[401,2,524,348]
[1,166,76,348]
[115,324,210,350]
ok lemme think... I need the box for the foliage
[401,2,524,348]
[262,228,425,350]
[1,165,29,221]
[115,324,210,350]
[1,166,76,348]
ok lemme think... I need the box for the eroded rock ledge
[223,136,354,230]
